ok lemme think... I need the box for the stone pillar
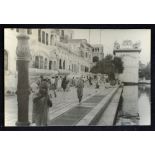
[16,29,31,126]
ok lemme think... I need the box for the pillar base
[16,121,30,127]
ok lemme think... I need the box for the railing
[29,68,58,76]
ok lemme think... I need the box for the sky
[73,29,151,65]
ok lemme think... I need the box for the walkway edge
[76,86,119,126]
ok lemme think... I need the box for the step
[95,88,123,126]
[76,86,119,126]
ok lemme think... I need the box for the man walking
[76,76,84,104]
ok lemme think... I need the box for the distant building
[113,40,141,84]
[4,29,92,93]
[91,44,104,65]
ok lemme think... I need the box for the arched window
[44,58,47,69]
[93,56,99,63]
[59,59,62,69]
[4,50,8,70]
[85,67,89,72]
[38,29,41,42]
[50,35,54,45]
[46,33,48,45]
[42,31,45,44]
[49,61,52,70]
[35,56,39,68]
[63,60,65,69]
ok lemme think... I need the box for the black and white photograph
[4,28,151,127]
[1,0,155,155]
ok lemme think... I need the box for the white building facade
[4,29,92,93]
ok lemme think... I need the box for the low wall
[76,86,119,126]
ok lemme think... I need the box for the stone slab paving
[49,106,92,126]
[4,85,102,126]
[48,87,114,126]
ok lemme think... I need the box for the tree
[144,63,150,80]
[139,62,150,80]
[113,56,124,74]
[90,54,124,81]
[93,56,99,63]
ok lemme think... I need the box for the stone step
[76,87,119,126]
[95,88,123,126]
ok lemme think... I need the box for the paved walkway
[48,87,113,126]
[5,85,105,126]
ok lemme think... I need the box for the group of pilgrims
[30,74,119,126]
[31,75,85,126]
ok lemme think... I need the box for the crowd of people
[31,75,86,126]
[30,74,121,126]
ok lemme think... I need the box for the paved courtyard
[5,84,106,126]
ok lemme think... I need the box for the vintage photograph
[4,28,151,127]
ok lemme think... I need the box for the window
[59,59,62,69]
[46,33,48,45]
[35,56,39,68]
[27,29,32,34]
[61,30,64,37]
[85,67,89,72]
[4,50,8,70]
[50,35,54,45]
[63,60,65,69]
[44,58,47,69]
[81,51,84,57]
[38,29,41,42]
[42,31,45,44]
[49,61,52,70]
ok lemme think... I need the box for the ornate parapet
[114,41,120,50]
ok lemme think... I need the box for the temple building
[113,40,141,84]
[4,29,93,93]
[91,44,104,66]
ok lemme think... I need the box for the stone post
[16,29,31,126]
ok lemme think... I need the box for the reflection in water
[116,84,151,126]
